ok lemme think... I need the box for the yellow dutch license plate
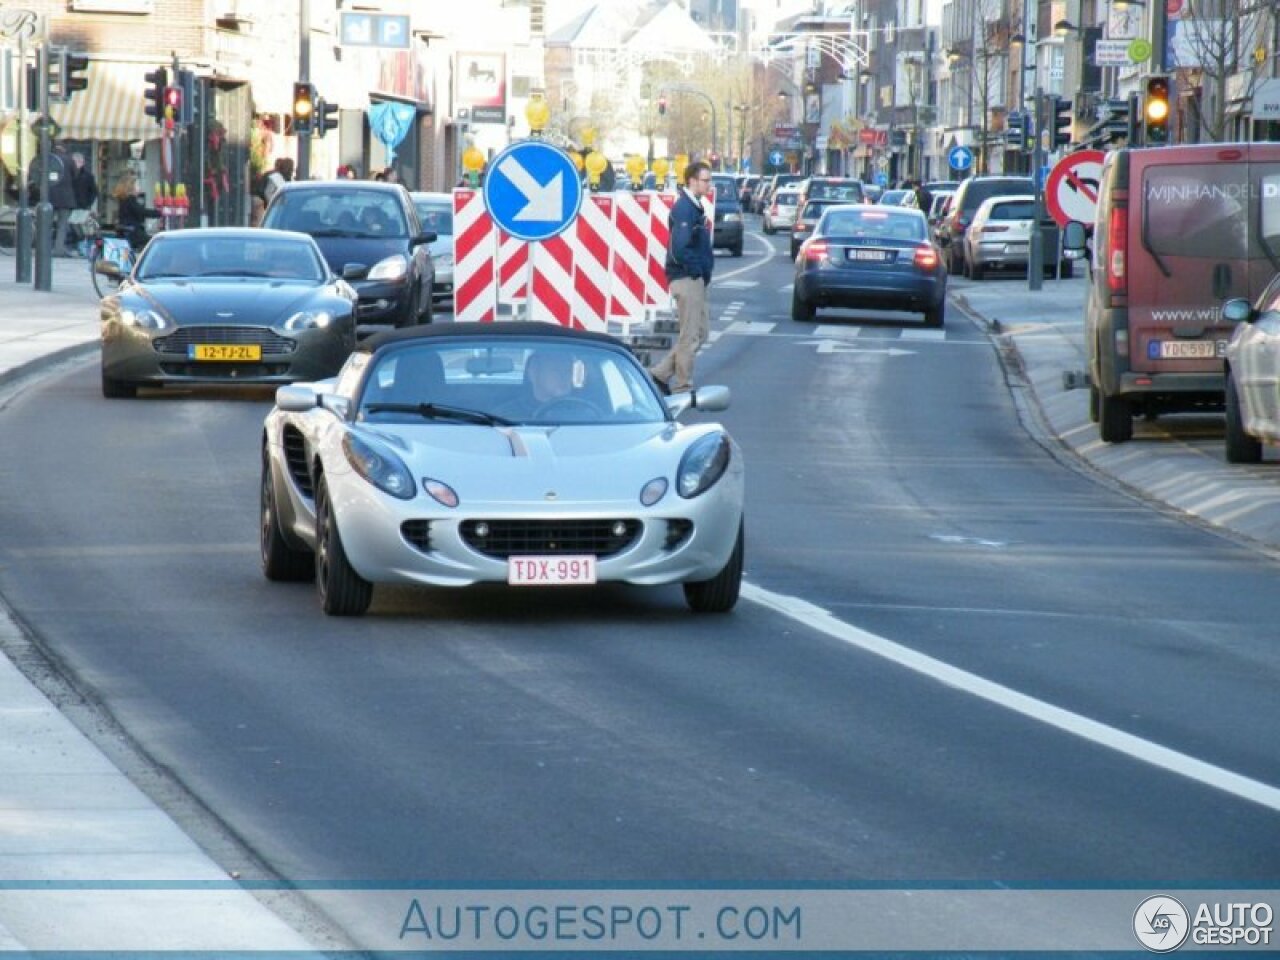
[189,344,262,361]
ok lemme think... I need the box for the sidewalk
[0,258,332,952]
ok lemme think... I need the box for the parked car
[1222,279,1280,462]
[792,204,945,328]
[936,175,1065,278]
[1066,142,1280,443]
[710,175,745,257]
[963,194,1042,280]
[763,186,801,235]
[100,228,357,398]
[260,323,745,616]
[790,199,842,259]
[263,180,436,328]
[927,191,956,245]
[409,191,454,306]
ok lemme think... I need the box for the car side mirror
[411,232,437,247]
[1061,220,1089,260]
[342,263,368,281]
[275,383,320,411]
[1222,298,1254,324]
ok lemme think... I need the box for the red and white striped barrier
[646,193,675,310]
[452,190,495,324]
[497,230,529,309]
[572,195,613,331]
[610,193,651,325]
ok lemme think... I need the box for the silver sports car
[260,323,745,616]
[100,228,358,398]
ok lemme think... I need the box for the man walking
[650,160,714,394]
[48,145,78,257]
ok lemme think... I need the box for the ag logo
[1134,895,1190,953]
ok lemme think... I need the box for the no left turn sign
[1044,150,1106,228]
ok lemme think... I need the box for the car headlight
[367,254,409,281]
[640,477,668,506]
[342,432,416,500]
[119,308,168,330]
[283,310,333,331]
[722,213,743,223]
[676,433,731,499]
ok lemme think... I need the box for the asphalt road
[0,224,1276,897]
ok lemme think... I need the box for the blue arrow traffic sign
[482,140,584,243]
[769,150,784,166]
[948,145,973,172]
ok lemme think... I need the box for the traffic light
[292,81,315,134]
[658,95,667,116]
[62,51,90,99]
[176,69,196,126]
[1053,96,1073,148]
[315,97,339,137]
[143,66,168,125]
[162,85,182,127]
[1144,74,1170,145]
[25,61,38,111]
[1006,112,1025,149]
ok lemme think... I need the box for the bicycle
[88,228,137,299]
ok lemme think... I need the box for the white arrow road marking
[724,320,776,336]
[498,156,563,222]
[899,328,947,341]
[718,280,759,288]
[796,339,915,356]
[815,324,862,338]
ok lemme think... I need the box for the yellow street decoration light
[625,154,646,189]
[569,150,584,172]
[525,94,551,137]
[651,157,669,187]
[581,126,596,148]
[674,153,689,183]
[461,145,485,187]
[584,149,608,190]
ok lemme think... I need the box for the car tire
[1059,260,1074,280]
[791,288,815,323]
[683,519,743,614]
[790,242,799,260]
[315,474,373,616]
[731,243,743,257]
[969,259,985,281]
[948,246,963,276]
[101,371,137,399]
[261,448,315,582]
[924,302,945,328]
[764,224,775,236]
[1225,370,1263,464]
[1098,390,1133,443]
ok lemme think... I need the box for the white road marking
[899,328,948,341]
[724,320,776,336]
[742,582,1280,813]
[718,280,759,289]
[814,324,863,338]
[711,232,775,285]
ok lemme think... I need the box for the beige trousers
[650,276,709,392]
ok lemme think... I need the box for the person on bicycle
[112,173,154,252]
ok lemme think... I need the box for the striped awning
[49,60,156,142]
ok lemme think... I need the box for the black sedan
[791,204,946,328]
[262,180,436,328]
[100,228,357,398]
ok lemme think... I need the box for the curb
[0,341,99,395]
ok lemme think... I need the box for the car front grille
[460,519,641,559]
[153,326,296,356]
[401,519,433,552]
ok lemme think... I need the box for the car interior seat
[378,350,447,407]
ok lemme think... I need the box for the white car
[410,191,454,305]
[763,187,801,234]
[260,323,746,616]
[962,193,1037,280]
[1224,277,1280,463]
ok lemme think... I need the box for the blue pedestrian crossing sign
[483,140,584,243]
[769,150,785,166]
[948,145,974,172]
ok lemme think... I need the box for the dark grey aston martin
[100,228,358,398]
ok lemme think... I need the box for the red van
[1080,143,1280,442]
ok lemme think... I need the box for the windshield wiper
[364,402,514,426]
[307,229,361,238]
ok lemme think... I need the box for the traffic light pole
[1027,88,1044,292]
[34,39,53,293]
[296,0,311,181]
[14,32,33,283]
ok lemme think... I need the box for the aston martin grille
[153,326,296,355]
[460,519,641,559]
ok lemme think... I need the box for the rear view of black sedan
[100,228,357,398]
[792,204,946,328]
[262,180,436,328]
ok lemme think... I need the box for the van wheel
[1225,371,1263,464]
[1098,390,1133,443]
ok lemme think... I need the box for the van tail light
[804,240,829,262]
[913,245,939,270]
[1107,206,1128,295]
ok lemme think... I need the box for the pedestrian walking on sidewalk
[649,160,714,394]
[48,146,79,257]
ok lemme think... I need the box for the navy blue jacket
[664,190,713,283]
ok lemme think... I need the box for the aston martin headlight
[342,432,416,500]
[676,433,731,499]
[119,308,168,330]
[284,310,333,330]
[367,254,409,281]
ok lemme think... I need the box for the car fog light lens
[424,478,459,508]
[640,477,668,506]
[474,521,489,537]
[611,521,627,537]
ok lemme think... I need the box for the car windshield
[265,190,409,239]
[820,209,926,241]
[808,181,864,202]
[136,235,325,281]
[357,339,669,426]
[413,203,454,236]
[775,193,799,206]
[989,200,1036,221]
[711,179,739,203]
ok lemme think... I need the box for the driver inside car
[526,349,577,405]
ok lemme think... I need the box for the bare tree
[1174,0,1267,141]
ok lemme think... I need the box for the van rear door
[1128,146,1280,375]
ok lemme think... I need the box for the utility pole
[33,27,53,293]
[1023,0,1042,291]
[15,30,32,283]
[297,0,311,180]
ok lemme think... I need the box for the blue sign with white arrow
[769,150,785,166]
[483,141,584,243]
[948,145,974,172]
